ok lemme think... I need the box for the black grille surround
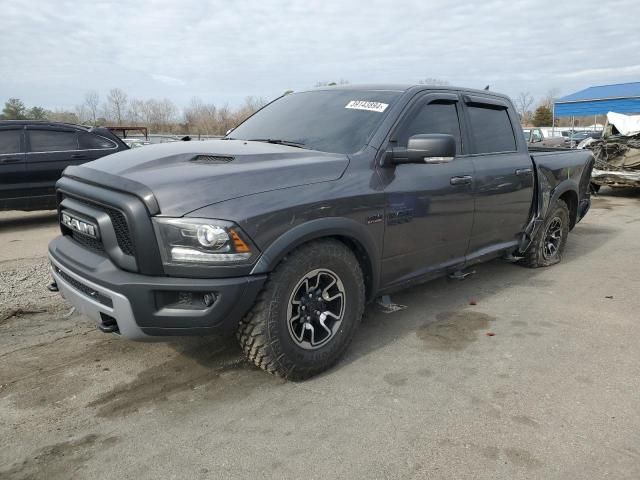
[61,194,135,257]
[56,171,165,276]
[53,264,113,308]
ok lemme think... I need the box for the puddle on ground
[416,311,495,350]
[0,434,119,480]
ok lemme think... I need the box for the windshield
[228,89,402,154]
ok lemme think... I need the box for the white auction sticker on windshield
[345,100,389,113]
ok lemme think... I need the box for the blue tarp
[554,82,640,117]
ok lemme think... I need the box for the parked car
[564,131,591,148]
[0,121,128,211]
[522,127,566,148]
[49,85,594,380]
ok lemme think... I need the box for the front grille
[54,265,113,308]
[71,231,104,252]
[103,206,135,256]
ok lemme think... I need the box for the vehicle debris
[585,112,640,188]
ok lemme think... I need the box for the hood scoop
[191,154,235,164]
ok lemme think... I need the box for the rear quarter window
[467,105,517,154]
[79,132,117,149]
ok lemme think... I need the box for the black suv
[0,121,128,211]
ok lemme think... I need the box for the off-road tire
[237,239,365,380]
[520,199,570,268]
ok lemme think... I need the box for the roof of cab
[301,83,512,101]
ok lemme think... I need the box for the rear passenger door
[0,126,26,203]
[462,95,535,257]
[25,126,80,198]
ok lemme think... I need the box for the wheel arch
[251,218,381,302]
[552,182,579,229]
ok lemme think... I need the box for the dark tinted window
[0,130,22,154]
[229,89,401,154]
[29,130,78,152]
[79,132,116,149]
[397,101,462,153]
[467,105,516,154]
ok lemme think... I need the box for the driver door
[377,92,476,289]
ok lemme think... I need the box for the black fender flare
[250,217,381,300]
[549,179,579,226]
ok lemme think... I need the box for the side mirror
[387,134,456,166]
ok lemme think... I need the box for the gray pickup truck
[49,85,594,379]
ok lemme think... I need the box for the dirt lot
[1,189,639,479]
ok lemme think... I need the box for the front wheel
[237,239,365,380]
[520,199,570,268]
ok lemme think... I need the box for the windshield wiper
[247,138,306,149]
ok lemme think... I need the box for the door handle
[0,157,21,164]
[71,153,87,159]
[515,168,532,176]
[450,175,472,185]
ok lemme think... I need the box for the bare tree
[540,88,560,109]
[184,97,218,135]
[106,88,128,125]
[515,92,534,124]
[74,104,90,124]
[127,98,145,125]
[83,91,100,125]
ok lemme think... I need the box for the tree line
[2,82,603,133]
[0,89,269,136]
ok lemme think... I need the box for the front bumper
[49,235,266,340]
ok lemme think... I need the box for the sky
[1,0,639,111]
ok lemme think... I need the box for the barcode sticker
[345,100,389,113]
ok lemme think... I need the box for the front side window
[0,130,22,154]
[397,101,462,154]
[79,132,117,149]
[29,130,78,152]
[467,105,517,154]
[229,89,402,154]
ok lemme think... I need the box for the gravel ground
[0,258,67,321]
[0,188,639,479]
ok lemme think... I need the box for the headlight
[153,218,256,265]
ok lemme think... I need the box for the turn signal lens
[230,229,250,253]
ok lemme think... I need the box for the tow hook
[98,314,120,334]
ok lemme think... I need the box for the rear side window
[0,130,22,154]
[397,101,462,154]
[467,105,516,154]
[29,130,78,152]
[79,132,117,149]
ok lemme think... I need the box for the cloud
[1,0,639,108]
[151,74,186,87]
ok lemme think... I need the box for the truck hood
[85,140,349,216]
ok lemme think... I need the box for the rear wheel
[237,239,365,380]
[520,199,570,268]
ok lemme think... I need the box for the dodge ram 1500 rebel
[48,85,594,380]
